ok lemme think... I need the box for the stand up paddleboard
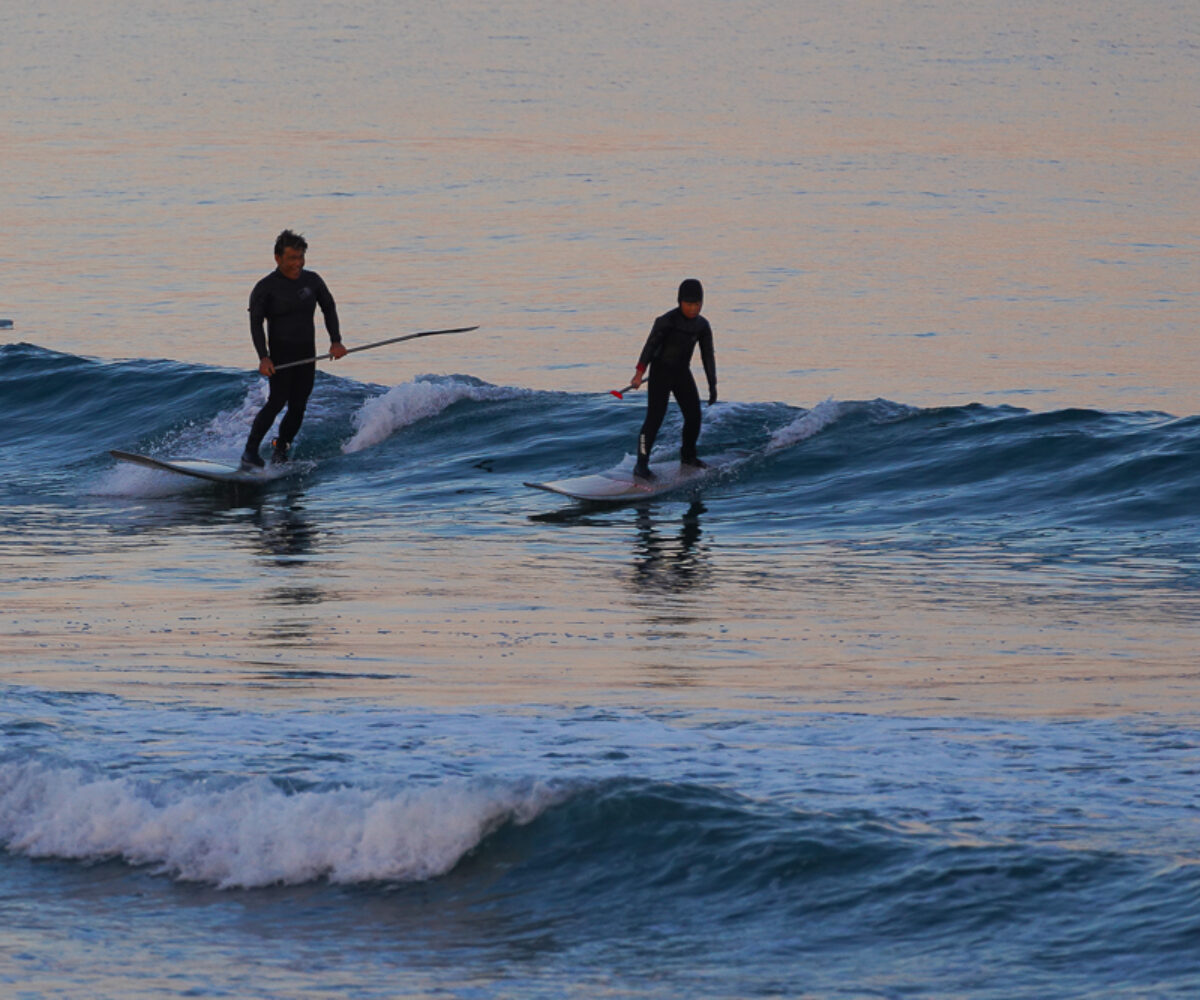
[110,450,274,486]
[525,453,743,504]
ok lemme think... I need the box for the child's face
[680,300,702,319]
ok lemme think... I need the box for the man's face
[275,246,305,279]
[680,300,702,319]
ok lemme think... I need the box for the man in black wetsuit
[628,278,717,480]
[240,229,348,469]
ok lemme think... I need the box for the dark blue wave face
[746,400,1200,532]
[2,344,246,463]
[456,774,1200,997]
[3,342,1198,540]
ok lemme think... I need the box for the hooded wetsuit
[635,306,717,465]
[244,268,341,454]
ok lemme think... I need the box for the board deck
[525,454,741,504]
[110,450,272,486]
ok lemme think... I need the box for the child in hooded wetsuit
[628,278,717,480]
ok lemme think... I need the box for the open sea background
[2,2,1199,998]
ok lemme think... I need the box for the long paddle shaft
[271,325,479,372]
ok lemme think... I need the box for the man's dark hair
[274,229,308,256]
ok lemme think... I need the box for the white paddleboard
[111,449,273,486]
[526,454,741,504]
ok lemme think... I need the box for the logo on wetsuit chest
[298,286,313,300]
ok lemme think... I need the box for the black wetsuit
[244,268,341,454]
[635,307,717,465]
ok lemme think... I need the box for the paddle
[272,325,479,372]
[609,380,648,399]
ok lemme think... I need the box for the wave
[733,398,1200,531]
[4,343,1199,531]
[766,396,845,452]
[0,751,938,894]
[0,758,559,889]
[342,376,526,453]
[0,757,1028,897]
[5,754,1187,972]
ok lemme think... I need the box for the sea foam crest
[767,398,842,453]
[0,761,557,888]
[342,378,512,453]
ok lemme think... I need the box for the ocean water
[3,2,1200,998]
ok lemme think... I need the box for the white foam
[766,398,842,453]
[92,462,201,498]
[342,378,515,454]
[0,761,558,888]
[167,383,279,461]
[92,384,270,497]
